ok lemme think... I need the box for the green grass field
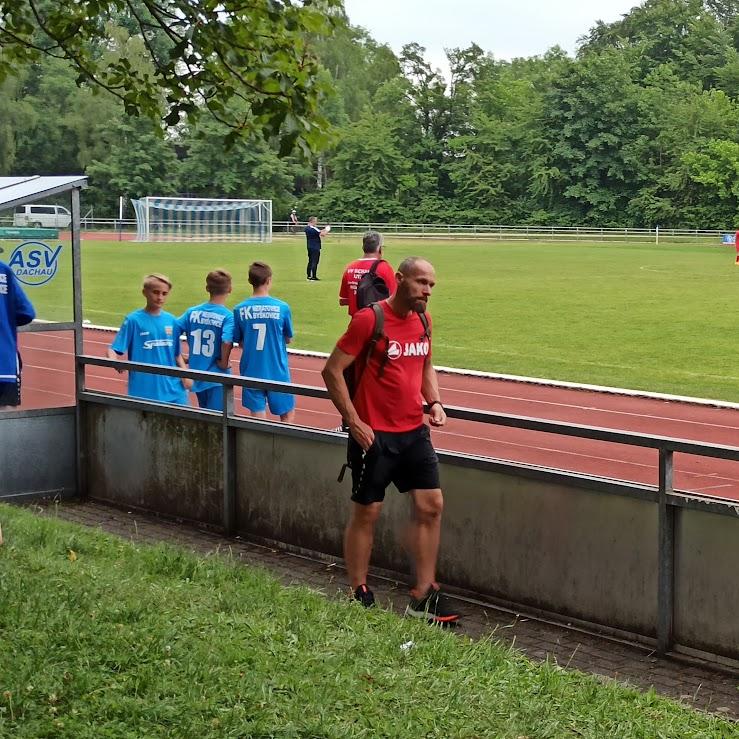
[13,235,739,401]
[1,503,736,738]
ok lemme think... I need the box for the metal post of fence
[222,385,236,535]
[71,187,87,499]
[657,448,675,654]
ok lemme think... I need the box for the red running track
[17,328,739,501]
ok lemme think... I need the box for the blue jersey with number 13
[177,302,234,392]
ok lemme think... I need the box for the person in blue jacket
[107,273,191,404]
[0,259,35,409]
[304,216,329,281]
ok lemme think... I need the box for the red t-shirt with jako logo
[337,300,432,432]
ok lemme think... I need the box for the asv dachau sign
[8,241,63,286]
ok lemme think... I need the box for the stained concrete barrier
[78,399,739,664]
[0,408,75,501]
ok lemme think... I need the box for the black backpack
[355,259,391,311]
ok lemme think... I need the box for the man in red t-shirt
[339,231,396,316]
[322,257,459,624]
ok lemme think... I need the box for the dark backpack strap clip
[337,462,349,483]
[418,311,431,341]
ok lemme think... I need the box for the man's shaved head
[397,257,433,276]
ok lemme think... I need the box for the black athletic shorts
[348,424,440,505]
[0,355,21,407]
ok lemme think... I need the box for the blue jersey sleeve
[172,318,182,358]
[12,274,35,326]
[283,305,293,340]
[176,309,190,337]
[232,308,242,344]
[111,316,134,355]
[222,311,235,343]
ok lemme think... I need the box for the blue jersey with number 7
[232,296,293,382]
[176,302,234,392]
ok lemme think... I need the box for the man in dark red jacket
[322,257,459,624]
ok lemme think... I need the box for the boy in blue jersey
[226,261,295,422]
[107,273,191,405]
[0,259,36,409]
[176,269,234,411]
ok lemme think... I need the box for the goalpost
[131,197,272,243]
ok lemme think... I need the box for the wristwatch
[427,400,444,412]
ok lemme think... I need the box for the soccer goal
[131,197,272,243]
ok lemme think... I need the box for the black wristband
[428,400,444,412]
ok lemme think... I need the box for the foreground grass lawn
[15,235,739,400]
[0,504,735,738]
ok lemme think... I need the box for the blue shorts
[242,388,295,416]
[196,386,223,411]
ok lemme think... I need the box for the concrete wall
[674,508,739,660]
[234,427,658,637]
[78,401,739,662]
[0,408,76,500]
[82,403,223,527]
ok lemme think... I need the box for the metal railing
[1,214,731,244]
[263,221,732,244]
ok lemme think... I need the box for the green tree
[86,117,179,211]
[301,111,415,221]
[0,0,337,154]
[681,138,739,224]
[580,0,729,88]
[448,54,556,223]
[313,16,401,125]
[178,118,300,216]
[539,50,643,224]
[0,69,37,172]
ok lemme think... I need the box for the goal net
[131,197,272,243]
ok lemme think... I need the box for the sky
[343,0,640,73]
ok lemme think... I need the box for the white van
[13,204,72,229]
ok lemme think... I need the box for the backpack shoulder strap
[368,258,384,276]
[370,301,384,340]
[418,311,431,340]
[351,302,386,397]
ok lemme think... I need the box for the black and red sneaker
[405,585,460,624]
[353,584,376,608]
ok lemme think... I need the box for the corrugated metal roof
[0,175,88,211]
